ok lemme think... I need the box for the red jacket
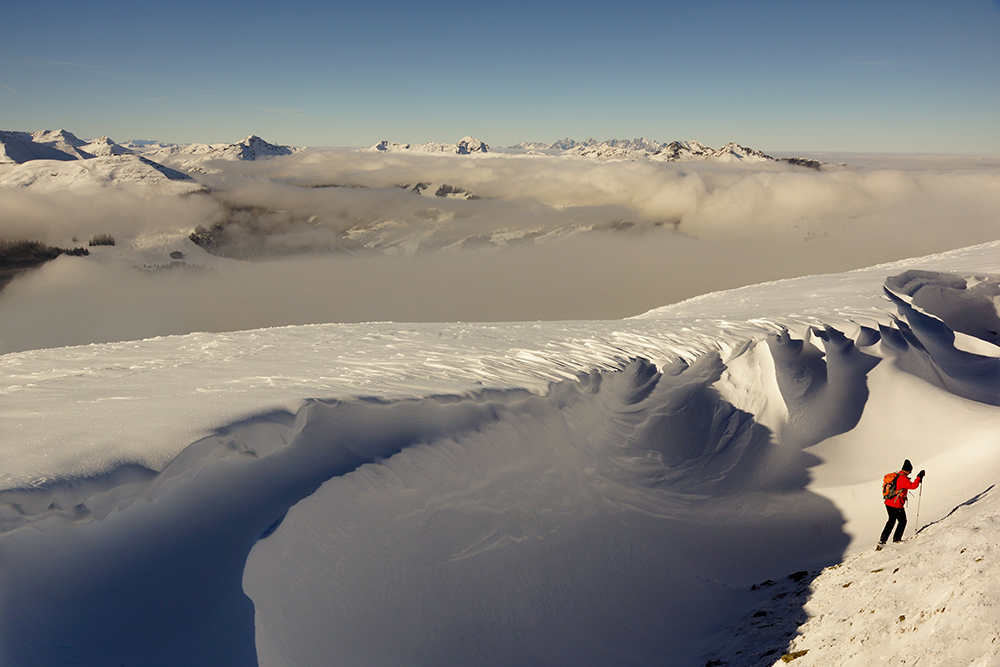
[885,471,921,508]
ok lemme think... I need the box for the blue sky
[1,0,998,152]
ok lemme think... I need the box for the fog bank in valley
[1,150,999,353]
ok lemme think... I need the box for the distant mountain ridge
[365,135,775,163]
[0,130,299,188]
[508,137,774,163]
[369,137,491,155]
[141,135,296,162]
[0,129,295,164]
[513,138,600,151]
[2,129,824,186]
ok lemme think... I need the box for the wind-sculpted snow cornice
[885,269,1000,347]
[0,353,850,665]
[1,312,904,535]
[768,326,881,449]
[882,283,1000,407]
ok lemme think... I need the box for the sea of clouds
[1,150,999,353]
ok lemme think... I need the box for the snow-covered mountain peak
[456,136,490,154]
[656,139,713,158]
[229,135,295,160]
[81,136,133,157]
[27,128,94,159]
[32,128,87,148]
[709,141,773,163]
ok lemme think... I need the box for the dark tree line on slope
[0,239,93,292]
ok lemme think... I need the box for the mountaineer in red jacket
[878,459,924,549]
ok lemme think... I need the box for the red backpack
[882,472,901,501]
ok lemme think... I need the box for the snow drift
[2,244,1000,666]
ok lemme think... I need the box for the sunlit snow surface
[2,241,1000,666]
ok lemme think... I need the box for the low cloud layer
[1,150,999,353]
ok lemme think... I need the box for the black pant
[880,505,907,543]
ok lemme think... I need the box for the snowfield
[1,239,1000,666]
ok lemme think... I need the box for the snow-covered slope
[0,154,196,191]
[772,491,1000,666]
[694,481,1000,667]
[1,240,999,666]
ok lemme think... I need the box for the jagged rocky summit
[189,135,295,161]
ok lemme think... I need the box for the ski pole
[913,483,922,538]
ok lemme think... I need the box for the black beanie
[902,459,913,473]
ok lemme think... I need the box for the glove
[918,470,925,479]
